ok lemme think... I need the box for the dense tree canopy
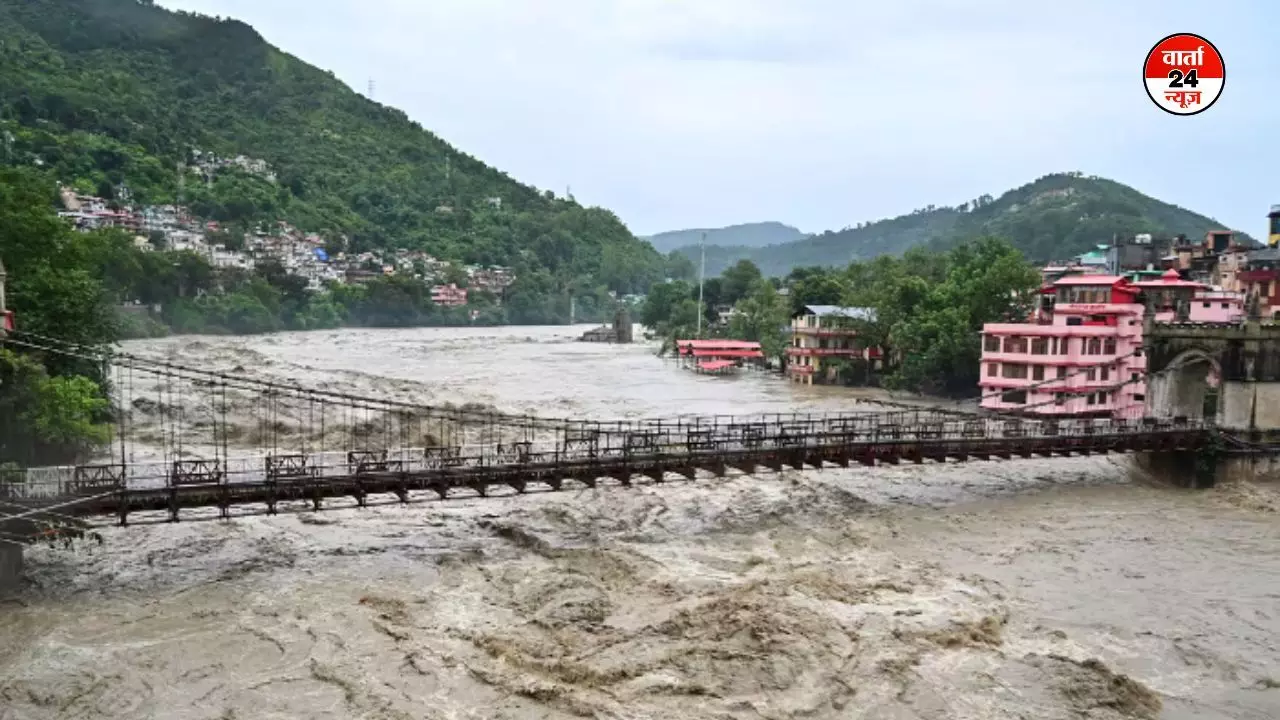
[0,167,117,465]
[0,0,666,298]
[643,240,1040,396]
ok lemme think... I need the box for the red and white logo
[1144,33,1224,115]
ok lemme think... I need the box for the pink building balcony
[791,326,860,338]
[978,324,1148,419]
[786,346,865,358]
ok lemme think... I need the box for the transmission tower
[368,78,376,100]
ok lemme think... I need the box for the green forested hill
[680,173,1252,278]
[0,0,665,298]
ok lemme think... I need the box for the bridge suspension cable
[4,331,585,431]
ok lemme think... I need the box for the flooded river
[1,325,1278,719]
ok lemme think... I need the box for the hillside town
[55,180,517,306]
[976,218,1280,420]
[772,214,1280,417]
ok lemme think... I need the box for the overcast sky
[158,0,1275,239]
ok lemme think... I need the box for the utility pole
[696,231,707,338]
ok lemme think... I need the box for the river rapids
[1,325,1277,719]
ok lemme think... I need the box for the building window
[1222,303,1230,309]
[1057,367,1067,379]
[1031,338,1048,355]
[1085,368,1097,382]
[1032,365,1045,381]
[987,363,998,377]
[1055,393,1066,405]
[1134,393,1145,401]
[1001,390,1028,404]
[984,335,1001,352]
[1104,338,1117,355]
[1003,336,1028,354]
[1086,338,1102,355]
[1087,393,1096,406]
[1002,363,1029,379]
[1203,302,1211,308]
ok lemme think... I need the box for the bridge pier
[0,508,89,593]
[1135,449,1280,489]
[0,540,21,593]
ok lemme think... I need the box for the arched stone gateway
[1145,318,1280,432]
[1146,348,1222,422]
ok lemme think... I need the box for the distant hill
[679,173,1253,278]
[644,222,807,254]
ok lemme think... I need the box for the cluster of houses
[979,212,1280,420]
[189,150,277,183]
[54,187,517,303]
[760,210,1280,420]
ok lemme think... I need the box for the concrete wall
[1136,450,1280,488]
[1218,382,1280,430]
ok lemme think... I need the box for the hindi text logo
[1145,33,1224,116]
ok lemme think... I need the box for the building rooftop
[1248,248,1280,263]
[1052,275,1127,286]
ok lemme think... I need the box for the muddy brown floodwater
[1,325,1278,720]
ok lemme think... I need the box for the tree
[729,280,790,364]
[788,271,847,314]
[854,237,1038,395]
[664,251,696,282]
[720,259,763,305]
[640,280,691,329]
[0,349,110,466]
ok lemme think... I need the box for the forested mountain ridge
[680,173,1252,278]
[0,0,665,299]
[644,222,808,254]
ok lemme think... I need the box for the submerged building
[785,305,880,385]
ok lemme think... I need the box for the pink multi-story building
[978,270,1239,419]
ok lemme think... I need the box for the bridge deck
[3,412,1210,524]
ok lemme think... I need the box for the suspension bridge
[0,331,1218,538]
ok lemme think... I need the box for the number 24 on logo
[1169,69,1200,88]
